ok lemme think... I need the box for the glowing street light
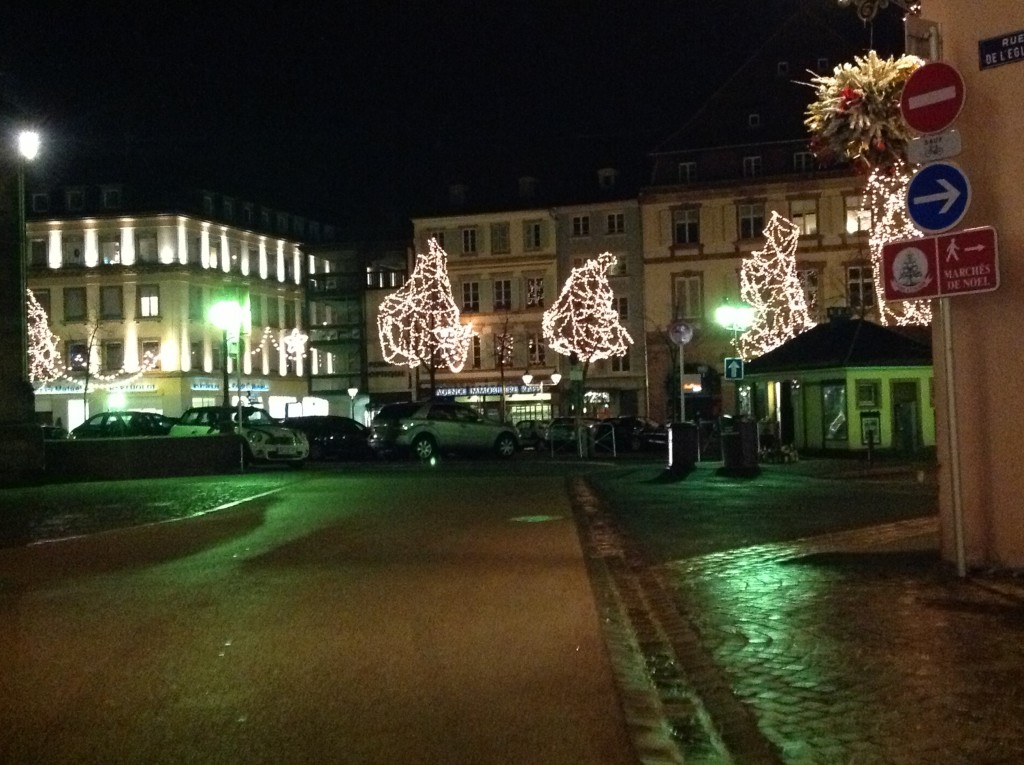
[714,303,756,334]
[347,386,358,419]
[18,131,40,161]
[209,298,250,410]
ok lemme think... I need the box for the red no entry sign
[900,62,966,134]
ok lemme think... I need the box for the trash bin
[719,415,759,475]
[668,421,698,472]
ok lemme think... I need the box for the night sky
[1,1,901,238]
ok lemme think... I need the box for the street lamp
[209,298,250,414]
[347,386,359,420]
[15,130,40,389]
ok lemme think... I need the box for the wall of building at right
[926,0,1024,568]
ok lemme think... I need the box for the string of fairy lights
[27,289,309,392]
[542,252,632,364]
[376,238,475,373]
[738,212,816,359]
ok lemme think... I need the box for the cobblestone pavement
[582,460,1024,765]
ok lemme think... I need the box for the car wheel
[412,435,437,461]
[494,433,516,458]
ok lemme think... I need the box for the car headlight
[245,429,267,445]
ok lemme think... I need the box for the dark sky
[1,1,901,238]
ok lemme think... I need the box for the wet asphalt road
[0,463,635,764]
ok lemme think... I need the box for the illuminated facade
[25,184,333,429]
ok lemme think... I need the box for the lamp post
[13,131,39,402]
[347,386,359,420]
[209,298,250,417]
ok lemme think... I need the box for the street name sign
[979,29,1024,71]
[907,161,971,233]
[900,61,966,134]
[907,129,962,164]
[724,357,744,380]
[881,226,999,301]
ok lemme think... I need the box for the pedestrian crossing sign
[724,357,744,380]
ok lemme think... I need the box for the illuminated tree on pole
[377,238,474,395]
[738,212,816,360]
[27,289,62,383]
[542,252,632,416]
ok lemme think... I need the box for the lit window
[525,277,544,308]
[142,340,161,369]
[139,285,160,318]
[845,195,871,234]
[790,199,818,235]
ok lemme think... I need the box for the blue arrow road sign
[724,357,744,380]
[907,161,971,233]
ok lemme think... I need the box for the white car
[170,406,309,467]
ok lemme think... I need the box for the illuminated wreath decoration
[804,51,922,170]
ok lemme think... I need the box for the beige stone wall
[924,1,1024,567]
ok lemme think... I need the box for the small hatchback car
[369,401,519,460]
[170,405,309,467]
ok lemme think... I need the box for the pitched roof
[745,319,932,375]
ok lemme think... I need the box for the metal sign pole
[941,298,966,577]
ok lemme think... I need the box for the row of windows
[35,287,299,327]
[30,234,302,279]
[63,339,299,375]
[429,219,550,257]
[671,195,870,247]
[459,277,547,313]
[30,189,334,243]
[463,333,632,373]
[676,150,819,184]
[672,266,876,321]
[570,212,627,237]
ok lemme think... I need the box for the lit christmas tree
[866,160,932,326]
[27,289,63,383]
[738,212,816,359]
[543,253,632,419]
[377,238,474,393]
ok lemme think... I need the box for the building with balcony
[25,182,335,429]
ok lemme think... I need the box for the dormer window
[101,187,122,209]
[748,113,761,129]
[817,56,830,72]
[31,193,49,212]
[66,189,85,211]
[518,176,538,199]
[777,61,790,76]
[597,167,618,189]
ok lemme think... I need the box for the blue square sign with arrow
[724,357,744,380]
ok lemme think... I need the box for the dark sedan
[69,411,177,439]
[283,415,373,460]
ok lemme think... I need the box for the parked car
[369,401,519,460]
[283,415,372,461]
[514,419,545,449]
[604,416,669,452]
[69,410,177,439]
[540,416,600,452]
[170,405,308,467]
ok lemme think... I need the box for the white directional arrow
[912,178,961,214]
